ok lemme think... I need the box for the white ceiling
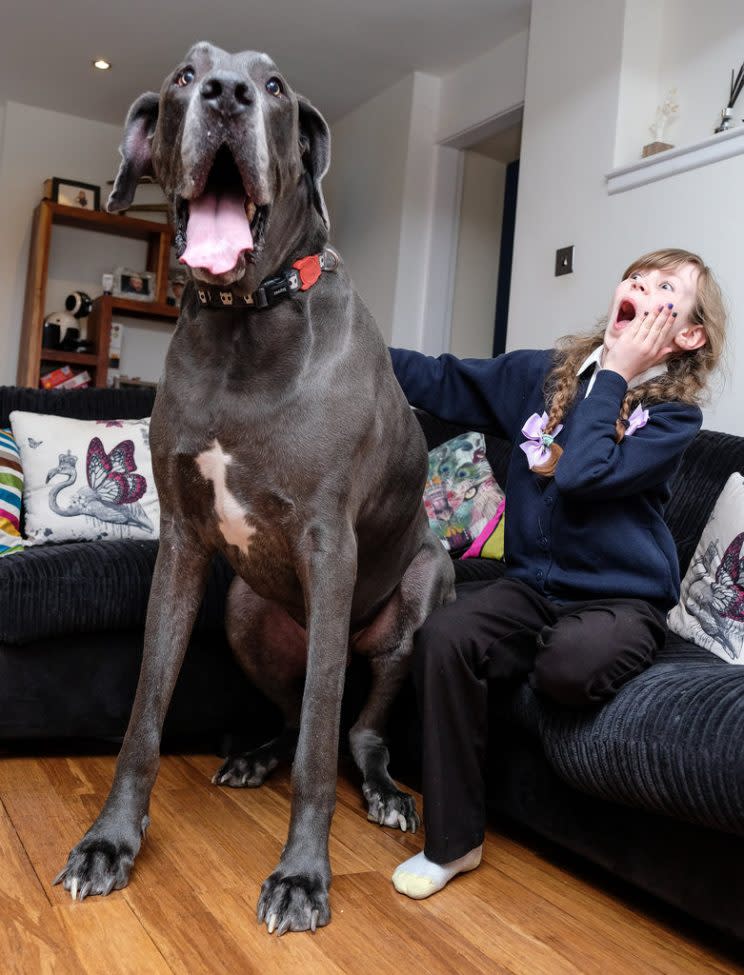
[0,0,530,128]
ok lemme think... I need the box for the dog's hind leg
[214,577,307,787]
[350,534,455,832]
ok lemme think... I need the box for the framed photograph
[166,268,188,307]
[44,177,100,211]
[112,267,156,302]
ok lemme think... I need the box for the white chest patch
[195,440,256,552]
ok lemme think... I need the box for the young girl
[389,248,727,899]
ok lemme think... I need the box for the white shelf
[606,126,744,195]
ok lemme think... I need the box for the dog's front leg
[257,522,357,934]
[54,522,213,899]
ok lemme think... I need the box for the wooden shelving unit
[17,200,176,389]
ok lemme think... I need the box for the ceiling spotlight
[93,58,111,71]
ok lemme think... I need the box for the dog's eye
[175,67,195,88]
[266,77,284,97]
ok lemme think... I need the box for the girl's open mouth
[613,298,637,329]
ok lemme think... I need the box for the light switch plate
[555,245,574,276]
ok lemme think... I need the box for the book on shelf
[40,365,91,390]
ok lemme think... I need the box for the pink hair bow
[625,404,649,436]
[519,412,563,469]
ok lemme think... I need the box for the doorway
[447,117,522,359]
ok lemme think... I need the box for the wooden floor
[0,752,741,975]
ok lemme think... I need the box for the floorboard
[0,753,740,975]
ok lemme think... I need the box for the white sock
[391,845,482,899]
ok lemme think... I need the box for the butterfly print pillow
[8,412,159,544]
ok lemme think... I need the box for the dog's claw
[70,877,79,901]
[365,786,419,833]
[258,870,330,933]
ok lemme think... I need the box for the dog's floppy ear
[107,92,160,213]
[297,96,331,229]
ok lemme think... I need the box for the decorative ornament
[642,89,679,158]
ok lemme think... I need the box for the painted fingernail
[672,312,677,318]
[667,303,674,309]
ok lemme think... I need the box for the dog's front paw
[53,816,149,900]
[363,782,419,832]
[54,839,134,900]
[257,870,330,934]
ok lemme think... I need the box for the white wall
[323,76,415,343]
[437,29,529,143]
[509,0,744,435]
[0,101,172,386]
[325,29,530,348]
[449,151,505,358]
[616,0,744,165]
[656,0,744,151]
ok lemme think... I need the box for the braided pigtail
[614,390,634,442]
[531,353,583,476]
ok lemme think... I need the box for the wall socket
[555,245,574,276]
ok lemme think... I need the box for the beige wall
[449,151,506,358]
[323,76,415,344]
[325,30,530,349]
[0,101,172,386]
[509,0,744,434]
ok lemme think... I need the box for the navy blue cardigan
[390,347,703,610]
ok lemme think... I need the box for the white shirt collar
[577,345,667,397]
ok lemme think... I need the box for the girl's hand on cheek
[603,304,676,383]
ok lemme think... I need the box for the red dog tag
[293,254,322,291]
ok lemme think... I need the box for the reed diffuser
[715,62,744,133]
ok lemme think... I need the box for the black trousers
[413,577,667,864]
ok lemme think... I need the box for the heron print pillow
[668,472,744,664]
[9,411,159,544]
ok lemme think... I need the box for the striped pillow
[0,427,24,557]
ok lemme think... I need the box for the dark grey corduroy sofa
[1,384,743,941]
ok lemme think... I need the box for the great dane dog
[54,43,454,933]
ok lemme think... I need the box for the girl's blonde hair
[533,248,727,477]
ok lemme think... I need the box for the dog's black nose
[200,71,253,115]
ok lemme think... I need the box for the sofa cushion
[11,411,161,545]
[665,429,744,576]
[0,539,233,645]
[0,428,24,557]
[424,431,505,556]
[667,471,744,664]
[506,632,744,836]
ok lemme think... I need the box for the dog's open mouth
[614,298,637,328]
[177,146,268,277]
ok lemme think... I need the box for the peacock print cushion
[423,431,505,557]
[668,472,744,664]
[9,411,159,544]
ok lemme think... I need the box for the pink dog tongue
[180,190,254,275]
